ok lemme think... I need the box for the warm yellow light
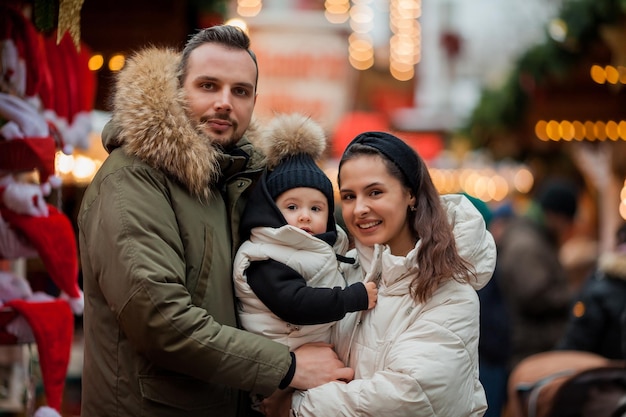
[513,168,534,194]
[325,11,349,24]
[472,176,489,201]
[349,55,374,70]
[595,121,607,141]
[429,165,529,199]
[584,121,595,140]
[88,54,104,71]
[349,37,373,53]
[390,65,414,81]
[572,121,585,141]
[559,121,574,141]
[491,176,509,202]
[235,0,261,17]
[391,18,419,32]
[390,35,419,64]
[225,18,248,33]
[325,0,350,14]
[55,152,75,175]
[535,120,549,141]
[572,301,585,318]
[590,65,605,84]
[108,54,125,72]
[72,156,98,181]
[390,60,414,72]
[546,120,560,141]
[606,121,620,140]
[55,152,102,184]
[605,66,619,84]
[619,121,626,140]
[461,171,480,193]
[350,4,374,24]
[237,3,262,17]
[620,67,626,84]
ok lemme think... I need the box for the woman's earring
[410,205,416,212]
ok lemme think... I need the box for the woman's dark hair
[338,140,475,303]
[177,25,258,89]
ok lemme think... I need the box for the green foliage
[462,0,626,150]
[32,0,58,33]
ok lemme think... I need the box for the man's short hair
[177,25,258,88]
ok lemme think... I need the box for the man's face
[183,43,257,149]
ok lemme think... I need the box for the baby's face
[275,187,329,235]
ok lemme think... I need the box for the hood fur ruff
[258,113,327,169]
[110,47,221,200]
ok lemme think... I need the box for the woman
[264,131,496,416]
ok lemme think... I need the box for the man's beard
[196,117,241,150]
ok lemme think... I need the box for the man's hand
[290,342,354,390]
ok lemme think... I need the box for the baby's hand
[365,281,378,309]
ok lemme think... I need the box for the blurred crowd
[469,179,626,417]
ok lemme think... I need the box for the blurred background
[1,0,626,416]
[58,0,626,248]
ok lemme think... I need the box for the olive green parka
[77,47,290,417]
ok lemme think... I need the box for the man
[78,25,352,417]
[496,178,579,370]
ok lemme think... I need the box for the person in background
[263,131,497,416]
[496,178,579,371]
[465,195,513,417]
[556,222,626,360]
[77,25,352,417]
[234,113,377,352]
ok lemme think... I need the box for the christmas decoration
[1,2,94,415]
[56,0,84,49]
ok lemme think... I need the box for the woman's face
[339,154,416,256]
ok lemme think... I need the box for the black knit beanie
[266,153,335,213]
[536,179,579,220]
[347,131,420,191]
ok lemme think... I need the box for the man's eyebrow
[234,81,255,90]
[193,75,216,83]
[193,75,254,90]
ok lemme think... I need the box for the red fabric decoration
[76,42,97,114]
[3,299,73,411]
[0,205,80,299]
[0,137,56,183]
[0,5,50,98]
[332,111,389,159]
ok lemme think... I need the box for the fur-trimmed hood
[102,47,258,199]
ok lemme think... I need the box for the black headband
[347,131,420,191]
